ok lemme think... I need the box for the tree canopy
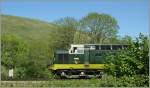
[1,34,29,69]
[79,12,119,43]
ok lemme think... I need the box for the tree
[119,35,132,44]
[129,33,149,75]
[54,16,93,44]
[80,12,119,43]
[25,42,52,78]
[49,25,75,49]
[105,33,149,77]
[1,34,29,69]
[1,34,29,79]
[54,17,78,29]
[73,31,91,44]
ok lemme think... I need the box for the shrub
[105,33,149,77]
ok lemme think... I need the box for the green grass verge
[1,75,149,87]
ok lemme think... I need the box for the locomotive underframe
[51,69,103,78]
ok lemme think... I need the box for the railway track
[1,78,100,87]
[1,77,92,81]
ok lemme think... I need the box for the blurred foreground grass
[1,75,149,87]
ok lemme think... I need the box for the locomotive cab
[69,44,84,54]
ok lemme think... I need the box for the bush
[2,34,29,69]
[105,33,149,77]
[116,75,149,87]
[99,75,149,87]
[1,34,51,80]
[1,34,29,80]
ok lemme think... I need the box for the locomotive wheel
[51,71,61,79]
[97,71,104,79]
[60,76,67,79]
[97,75,102,79]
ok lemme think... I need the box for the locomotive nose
[47,64,53,70]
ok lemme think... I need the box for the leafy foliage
[1,34,29,69]
[73,31,91,44]
[49,25,75,49]
[54,17,78,29]
[1,34,51,79]
[1,34,29,79]
[54,12,119,44]
[79,12,118,43]
[105,33,149,76]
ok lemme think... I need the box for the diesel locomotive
[48,44,128,78]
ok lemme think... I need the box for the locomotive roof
[71,44,129,45]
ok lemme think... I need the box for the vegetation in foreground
[1,75,149,87]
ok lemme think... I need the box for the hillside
[1,15,56,44]
[1,15,60,79]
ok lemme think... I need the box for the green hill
[1,15,60,79]
[1,15,56,44]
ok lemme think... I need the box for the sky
[1,0,149,38]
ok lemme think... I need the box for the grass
[1,75,149,87]
[1,79,108,87]
[1,14,57,44]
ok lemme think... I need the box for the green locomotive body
[49,44,128,78]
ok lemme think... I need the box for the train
[48,44,129,78]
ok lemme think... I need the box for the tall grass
[1,75,149,87]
